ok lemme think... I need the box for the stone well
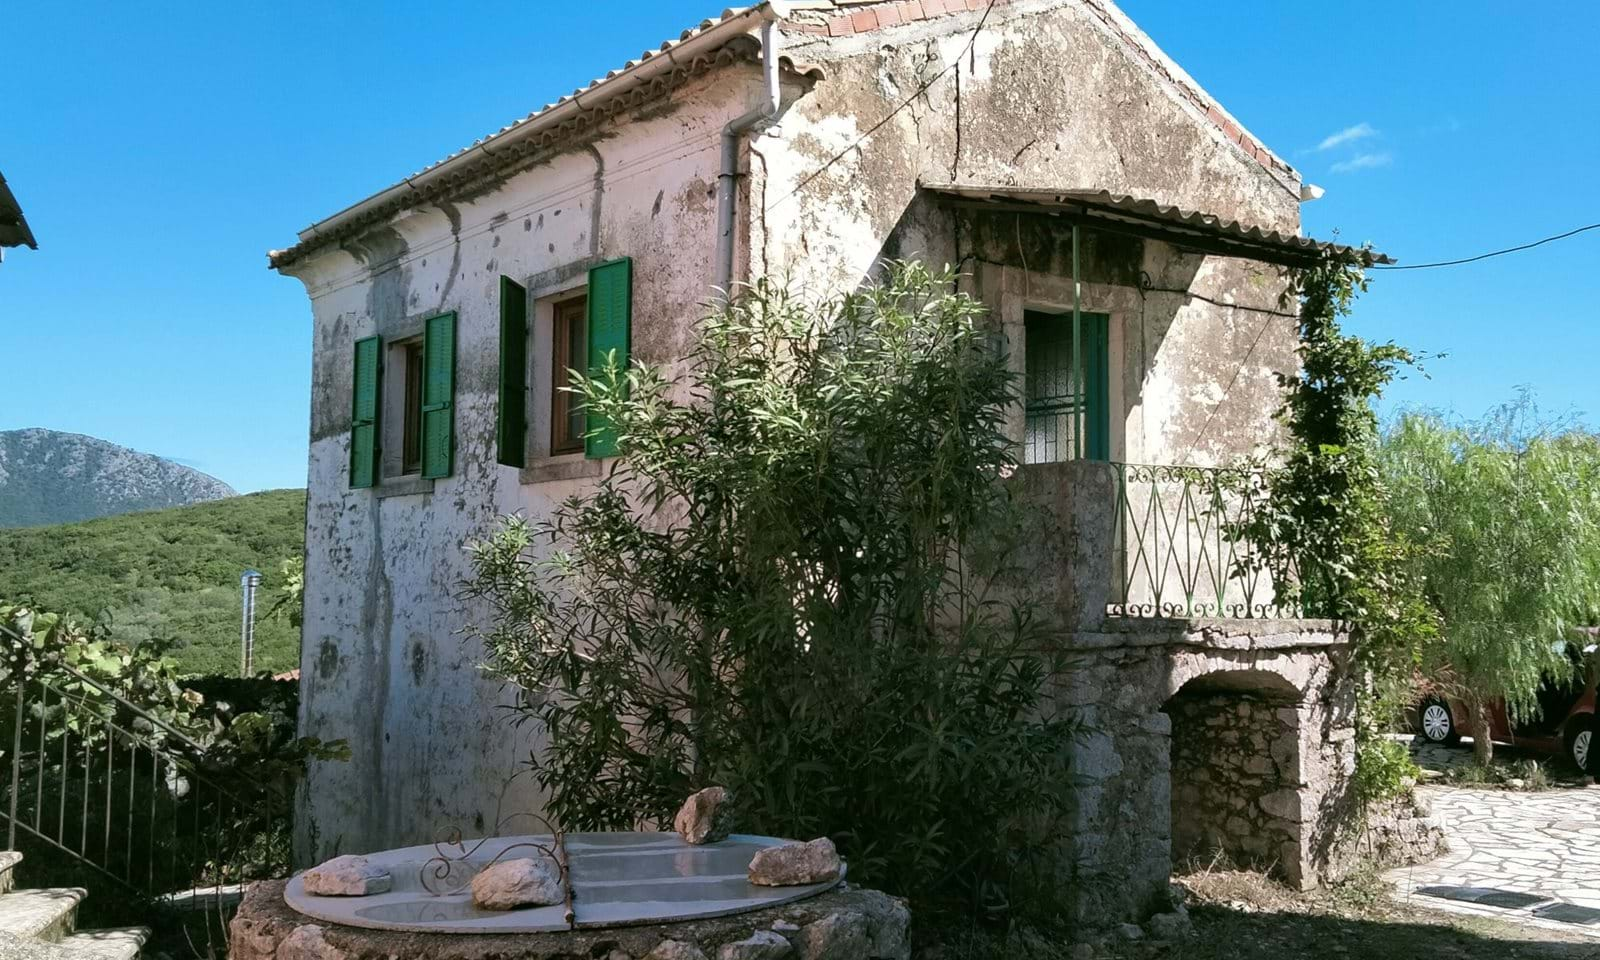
[230,879,909,960]
[233,830,908,960]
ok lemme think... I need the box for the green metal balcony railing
[1107,462,1304,620]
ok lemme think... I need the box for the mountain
[0,428,237,528]
[0,489,305,674]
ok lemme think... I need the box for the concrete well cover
[283,832,845,933]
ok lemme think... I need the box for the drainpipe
[714,13,785,298]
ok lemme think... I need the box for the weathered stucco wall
[281,64,781,865]
[764,0,1299,276]
[276,0,1334,901]
[760,0,1303,466]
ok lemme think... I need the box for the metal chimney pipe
[240,569,262,676]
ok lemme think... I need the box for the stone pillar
[1056,675,1178,925]
[1296,667,1360,883]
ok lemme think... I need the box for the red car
[1416,643,1598,770]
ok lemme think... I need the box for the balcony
[1015,460,1306,630]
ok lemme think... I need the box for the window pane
[1023,311,1111,464]
[567,313,586,449]
[551,296,588,454]
[1024,313,1079,465]
[402,342,424,474]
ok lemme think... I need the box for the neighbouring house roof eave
[0,172,38,252]
[267,2,820,273]
[925,184,1394,268]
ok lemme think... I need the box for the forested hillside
[0,489,305,674]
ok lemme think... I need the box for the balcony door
[1023,309,1110,463]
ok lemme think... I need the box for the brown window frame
[400,338,425,475]
[550,295,588,455]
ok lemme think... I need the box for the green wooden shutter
[585,257,632,459]
[1083,313,1111,462]
[420,313,456,479]
[350,336,382,489]
[497,277,528,468]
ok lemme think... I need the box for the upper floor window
[347,313,456,489]
[495,257,633,470]
[399,338,425,475]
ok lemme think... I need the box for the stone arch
[1162,666,1309,885]
[1162,652,1317,707]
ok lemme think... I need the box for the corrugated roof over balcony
[925,184,1392,268]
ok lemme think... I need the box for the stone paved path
[1385,782,1600,936]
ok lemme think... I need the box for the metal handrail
[1,624,283,916]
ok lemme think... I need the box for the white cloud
[1316,122,1377,152]
[1330,152,1393,174]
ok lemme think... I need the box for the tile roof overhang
[926,184,1392,268]
[267,0,1308,273]
[0,172,38,251]
[268,3,803,272]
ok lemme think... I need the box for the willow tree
[1380,399,1600,762]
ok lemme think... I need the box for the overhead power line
[1374,221,1600,271]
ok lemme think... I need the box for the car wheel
[1565,718,1593,773]
[1418,699,1459,745]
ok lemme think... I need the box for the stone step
[0,887,85,943]
[60,927,150,960]
[0,852,20,895]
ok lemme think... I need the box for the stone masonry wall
[1328,788,1448,880]
[230,879,910,960]
[1050,619,1356,925]
[1166,691,1300,875]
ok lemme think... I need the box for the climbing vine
[1234,252,1439,800]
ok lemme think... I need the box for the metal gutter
[715,17,783,297]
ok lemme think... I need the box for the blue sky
[2,2,1595,493]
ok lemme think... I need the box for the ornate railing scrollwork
[1107,462,1303,621]
[419,775,575,927]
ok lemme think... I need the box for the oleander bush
[466,262,1073,921]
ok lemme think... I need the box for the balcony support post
[1072,222,1083,460]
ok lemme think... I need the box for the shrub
[466,262,1072,920]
